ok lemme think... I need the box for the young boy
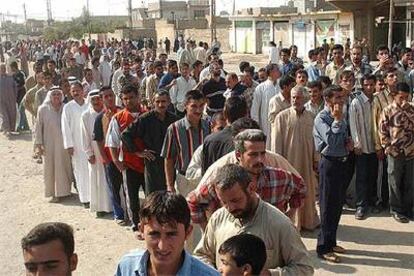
[218,234,267,276]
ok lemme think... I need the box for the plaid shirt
[187,166,306,224]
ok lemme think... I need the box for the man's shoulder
[117,250,145,274]
[187,253,219,275]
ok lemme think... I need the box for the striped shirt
[187,166,306,224]
[349,92,375,153]
[372,88,394,151]
[161,116,210,174]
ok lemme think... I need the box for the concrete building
[229,6,353,59]
[145,0,210,20]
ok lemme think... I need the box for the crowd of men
[1,35,413,275]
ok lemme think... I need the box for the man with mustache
[187,129,306,230]
[194,164,313,275]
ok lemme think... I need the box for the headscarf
[42,86,64,107]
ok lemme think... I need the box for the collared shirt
[325,60,351,84]
[345,62,373,90]
[251,79,280,138]
[116,250,219,276]
[193,199,314,276]
[379,102,414,158]
[268,93,291,124]
[161,116,210,174]
[313,107,349,157]
[121,110,179,155]
[306,61,325,82]
[304,100,324,116]
[187,163,305,225]
[281,61,294,76]
[145,73,163,102]
[170,76,197,112]
[372,88,394,151]
[349,92,375,154]
[158,72,179,90]
[201,126,234,174]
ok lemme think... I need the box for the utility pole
[46,0,53,26]
[86,0,91,40]
[128,0,133,37]
[23,3,28,35]
[210,0,216,43]
[388,0,394,51]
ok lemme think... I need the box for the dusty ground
[1,53,413,276]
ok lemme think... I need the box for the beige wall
[184,27,230,51]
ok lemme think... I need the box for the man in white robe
[81,89,112,216]
[250,63,281,149]
[61,81,90,207]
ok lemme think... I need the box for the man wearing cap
[81,89,112,217]
[62,81,90,208]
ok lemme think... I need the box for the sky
[0,0,287,22]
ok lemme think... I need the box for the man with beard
[187,129,305,230]
[62,81,90,207]
[194,164,313,275]
[345,45,372,90]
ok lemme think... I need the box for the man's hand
[167,184,176,193]
[354,147,363,155]
[313,161,319,173]
[67,147,74,156]
[114,160,126,171]
[376,149,385,160]
[88,155,96,164]
[332,104,343,121]
[136,149,156,161]
[35,145,45,156]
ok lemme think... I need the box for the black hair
[332,44,344,52]
[323,85,342,99]
[239,61,250,73]
[140,191,191,230]
[396,82,410,93]
[224,96,247,123]
[230,117,260,137]
[21,222,74,258]
[219,234,267,275]
[307,80,322,90]
[361,74,377,83]
[185,90,204,103]
[121,84,138,95]
[376,45,390,55]
[279,74,295,90]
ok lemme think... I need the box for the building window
[194,10,205,18]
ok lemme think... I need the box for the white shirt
[74,52,85,66]
[99,61,112,87]
[268,46,279,64]
[111,68,123,95]
[349,92,375,154]
[199,67,226,81]
[61,100,88,149]
[170,76,197,112]
[251,79,280,138]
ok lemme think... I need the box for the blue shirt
[281,62,294,75]
[115,249,219,276]
[158,73,178,89]
[313,107,349,157]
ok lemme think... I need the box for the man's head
[223,96,247,124]
[242,66,255,87]
[280,48,291,64]
[308,49,317,62]
[375,75,385,92]
[154,61,164,76]
[323,85,344,108]
[70,81,85,102]
[153,90,171,115]
[211,112,226,132]
[184,90,205,121]
[257,68,267,83]
[92,57,100,68]
[180,62,190,78]
[225,73,239,89]
[400,47,412,64]
[21,222,77,276]
[192,60,203,74]
[239,61,250,73]
[332,44,344,63]
[88,90,103,113]
[351,45,362,65]
[36,71,45,86]
[290,45,298,58]
[139,191,192,269]
[218,234,267,276]
[210,61,221,78]
[47,60,56,72]
[167,60,178,76]
[234,129,266,175]
[362,74,376,97]
[339,70,355,93]
[295,69,308,86]
[84,68,93,83]
[279,74,295,93]
[120,85,139,110]
[265,63,281,81]
[307,81,323,104]
[100,86,116,109]
[10,61,19,72]
[214,164,256,219]
[230,117,260,138]
[384,68,398,88]
[122,60,131,75]
[291,85,307,112]
[394,82,411,106]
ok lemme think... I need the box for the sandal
[318,252,341,263]
[333,245,346,254]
